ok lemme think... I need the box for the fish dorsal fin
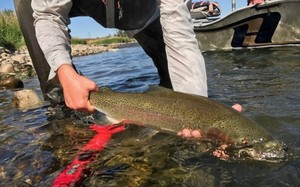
[147,85,173,93]
[98,86,113,92]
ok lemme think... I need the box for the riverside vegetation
[0,10,24,51]
[0,9,136,97]
[0,9,135,52]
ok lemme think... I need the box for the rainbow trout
[90,86,286,162]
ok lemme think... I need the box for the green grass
[0,10,24,51]
[71,37,87,45]
[91,37,134,45]
[71,36,134,46]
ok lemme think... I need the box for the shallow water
[0,46,299,186]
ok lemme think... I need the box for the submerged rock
[12,89,43,110]
[0,77,24,89]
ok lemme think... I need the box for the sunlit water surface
[0,46,299,186]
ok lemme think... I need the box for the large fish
[89,86,286,162]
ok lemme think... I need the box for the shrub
[71,37,87,45]
[93,37,133,45]
[0,10,24,50]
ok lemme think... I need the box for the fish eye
[259,138,264,142]
[239,138,248,145]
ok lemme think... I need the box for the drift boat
[192,0,300,51]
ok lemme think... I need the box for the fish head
[206,116,275,147]
[208,117,287,162]
[231,140,287,162]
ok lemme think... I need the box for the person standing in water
[14,0,241,138]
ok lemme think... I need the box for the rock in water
[0,78,24,89]
[12,89,43,110]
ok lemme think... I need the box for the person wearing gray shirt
[14,0,245,139]
[14,0,207,112]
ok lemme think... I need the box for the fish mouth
[231,140,287,162]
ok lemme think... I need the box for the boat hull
[194,0,300,51]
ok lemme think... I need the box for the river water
[0,45,299,186]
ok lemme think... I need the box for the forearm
[32,0,73,80]
[159,0,208,97]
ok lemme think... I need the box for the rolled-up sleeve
[159,0,208,97]
[32,0,73,80]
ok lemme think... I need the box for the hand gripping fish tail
[52,125,125,187]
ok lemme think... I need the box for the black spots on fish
[235,124,252,135]
[242,128,253,137]
[233,123,254,144]
[142,102,154,109]
[226,118,255,137]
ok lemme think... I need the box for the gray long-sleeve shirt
[32,0,208,96]
[32,0,73,80]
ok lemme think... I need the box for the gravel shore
[0,42,136,89]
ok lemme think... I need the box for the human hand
[177,104,242,138]
[57,64,98,112]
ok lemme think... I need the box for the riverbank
[0,42,137,89]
